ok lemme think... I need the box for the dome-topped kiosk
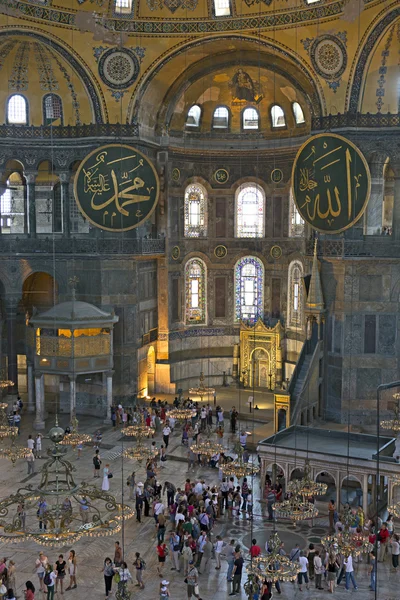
[28,298,118,430]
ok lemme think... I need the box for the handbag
[161,455,167,462]
[108,473,113,479]
[114,572,120,583]
[0,584,7,594]
[194,585,199,595]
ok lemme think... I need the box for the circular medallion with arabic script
[98,48,140,90]
[270,245,282,259]
[74,144,159,232]
[311,35,347,80]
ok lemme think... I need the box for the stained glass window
[7,94,27,124]
[292,102,305,125]
[184,183,207,237]
[287,260,304,329]
[289,188,304,237]
[235,183,265,238]
[243,107,259,130]
[271,104,285,128]
[44,94,62,125]
[185,258,207,325]
[234,256,264,323]
[186,105,201,127]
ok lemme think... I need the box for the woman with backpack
[43,565,56,600]
[133,552,145,589]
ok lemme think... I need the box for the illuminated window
[7,94,27,124]
[292,102,305,125]
[214,0,231,16]
[185,258,207,324]
[115,0,132,12]
[289,188,304,237]
[235,183,265,238]
[243,107,259,130]
[271,104,286,128]
[0,184,11,215]
[235,256,264,323]
[306,0,321,4]
[212,106,229,129]
[186,105,201,127]
[287,260,304,329]
[43,94,63,125]
[184,183,207,237]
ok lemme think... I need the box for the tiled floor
[0,412,398,599]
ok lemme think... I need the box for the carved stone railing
[312,112,400,130]
[0,236,165,255]
[0,122,139,139]
[306,238,400,258]
[36,334,111,358]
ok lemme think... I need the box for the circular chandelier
[0,379,14,389]
[380,392,400,431]
[124,423,155,437]
[167,407,196,421]
[248,533,300,583]
[0,433,30,465]
[0,424,134,546]
[273,495,318,522]
[287,459,327,498]
[190,428,223,458]
[0,403,18,439]
[59,417,92,448]
[322,528,372,557]
[189,371,215,399]
[221,444,260,479]
[123,441,158,463]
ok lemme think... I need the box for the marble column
[24,172,37,238]
[60,172,71,238]
[370,474,377,510]
[336,472,341,509]
[69,375,76,420]
[362,474,368,516]
[104,370,114,424]
[27,362,34,413]
[391,165,400,240]
[34,372,45,430]
[365,157,385,235]
[5,296,18,398]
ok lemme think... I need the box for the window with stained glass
[185,258,207,324]
[287,260,304,329]
[289,188,304,237]
[235,183,265,238]
[184,183,207,237]
[234,256,264,323]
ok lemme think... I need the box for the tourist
[55,555,66,595]
[297,551,309,591]
[93,449,102,478]
[250,538,261,558]
[307,543,316,580]
[314,549,324,590]
[200,537,213,574]
[156,542,168,577]
[6,562,15,594]
[230,548,244,596]
[100,557,114,598]
[391,533,400,571]
[378,522,390,561]
[23,582,35,600]
[27,434,34,452]
[102,463,111,491]
[35,552,47,593]
[35,434,42,458]
[328,499,336,531]
[186,561,200,600]
[169,531,181,572]
[369,550,377,591]
[114,561,132,597]
[136,483,144,523]
[65,550,77,591]
[266,487,276,520]
[43,564,56,600]
[114,541,123,567]
[26,449,35,474]
[163,424,171,448]
[127,470,136,500]
[327,551,339,593]
[133,552,145,589]
[182,542,193,576]
[344,553,357,591]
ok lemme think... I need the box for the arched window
[184,183,207,237]
[235,183,265,238]
[185,258,207,324]
[234,256,264,323]
[271,104,285,128]
[287,260,304,329]
[292,102,305,125]
[289,188,304,237]
[115,0,133,12]
[7,94,27,124]
[214,0,231,16]
[242,107,259,130]
[212,106,229,129]
[0,173,25,234]
[43,94,63,125]
[186,105,201,127]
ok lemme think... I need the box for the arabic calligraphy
[292,134,370,234]
[74,144,159,232]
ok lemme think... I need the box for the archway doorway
[147,346,155,395]
[250,348,270,388]
[22,272,58,316]
[316,471,336,502]
[277,408,286,431]
[341,475,363,508]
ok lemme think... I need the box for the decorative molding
[98,47,140,90]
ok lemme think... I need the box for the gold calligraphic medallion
[271,169,283,184]
[270,245,282,259]
[214,169,229,184]
[214,245,227,259]
[171,246,180,260]
[172,168,180,182]
[292,134,370,234]
[74,144,159,232]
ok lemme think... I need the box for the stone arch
[315,470,337,489]
[341,474,363,507]
[21,271,58,317]
[249,346,270,389]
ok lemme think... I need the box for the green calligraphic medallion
[292,134,370,234]
[214,168,229,184]
[74,144,159,232]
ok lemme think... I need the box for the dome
[30,300,119,329]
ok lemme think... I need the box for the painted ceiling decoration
[146,0,198,12]
[33,42,59,92]
[301,32,347,92]
[375,22,399,113]
[94,44,145,101]
[8,39,29,91]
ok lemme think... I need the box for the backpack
[141,559,147,571]
[44,572,51,586]
[93,456,101,468]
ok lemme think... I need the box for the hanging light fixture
[190,426,223,458]
[321,508,372,556]
[59,416,92,448]
[123,441,158,462]
[273,493,318,522]
[0,403,18,439]
[0,423,134,546]
[221,444,260,479]
[0,431,30,465]
[287,459,327,498]
[247,532,300,583]
[189,371,215,400]
[380,392,400,431]
[167,407,197,421]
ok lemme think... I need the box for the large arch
[0,28,107,123]
[130,35,325,135]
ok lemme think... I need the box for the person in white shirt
[194,481,203,495]
[175,509,185,526]
[313,550,324,590]
[344,555,358,590]
[168,416,176,432]
[335,519,343,533]
[27,435,35,451]
[239,431,247,448]
[162,426,171,448]
[297,551,309,591]
[35,434,42,458]
[153,499,165,523]
[214,536,225,570]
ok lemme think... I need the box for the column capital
[105,370,115,378]
[24,171,37,184]
[69,374,77,382]
[59,172,70,184]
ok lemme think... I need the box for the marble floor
[0,412,398,599]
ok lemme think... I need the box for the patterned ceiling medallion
[98,48,140,90]
[270,245,282,259]
[311,35,347,81]
[171,246,180,260]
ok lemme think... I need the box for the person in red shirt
[156,543,167,577]
[378,523,390,562]
[250,538,261,558]
[24,581,35,600]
